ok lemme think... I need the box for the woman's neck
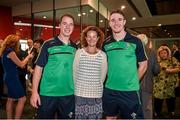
[85,46,98,54]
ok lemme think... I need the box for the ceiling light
[89,10,93,13]
[121,5,126,10]
[167,33,170,35]
[78,13,81,17]
[14,22,60,29]
[132,17,136,20]
[20,28,23,31]
[100,20,103,23]
[158,24,162,26]
[82,12,86,15]
[43,16,47,19]
[164,29,167,32]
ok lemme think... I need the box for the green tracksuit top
[103,33,147,91]
[36,36,77,96]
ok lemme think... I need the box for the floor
[1,92,180,119]
[0,91,36,119]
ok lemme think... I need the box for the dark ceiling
[146,0,180,15]
[132,0,180,38]
[132,24,180,38]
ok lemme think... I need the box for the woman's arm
[8,51,32,68]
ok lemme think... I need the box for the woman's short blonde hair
[157,45,171,61]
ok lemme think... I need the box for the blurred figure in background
[0,34,32,119]
[153,45,179,118]
[26,39,34,54]
[0,39,5,108]
[27,38,44,90]
[17,44,28,96]
[172,43,180,62]
[137,34,160,119]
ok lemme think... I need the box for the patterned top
[73,48,107,98]
[153,57,179,99]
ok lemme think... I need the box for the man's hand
[30,91,41,108]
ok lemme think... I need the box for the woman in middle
[73,26,107,119]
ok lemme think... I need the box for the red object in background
[0,6,13,40]
[0,6,83,43]
[13,16,81,43]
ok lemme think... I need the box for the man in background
[137,34,160,119]
[26,39,34,54]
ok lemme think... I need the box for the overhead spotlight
[78,13,81,17]
[100,20,103,23]
[89,9,93,13]
[82,12,86,15]
[158,24,162,26]
[164,29,167,32]
[132,17,136,20]
[121,5,126,10]
[20,28,23,31]
[43,16,47,19]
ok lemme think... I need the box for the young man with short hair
[102,10,148,119]
[30,14,77,119]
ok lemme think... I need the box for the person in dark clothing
[137,34,160,119]
[172,43,180,62]
[17,45,28,93]
[172,43,180,97]
[0,39,5,108]
[0,34,33,119]
[0,55,4,97]
[27,38,44,83]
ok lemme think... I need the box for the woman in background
[0,34,32,119]
[153,45,179,118]
[73,26,107,119]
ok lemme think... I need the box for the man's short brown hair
[59,14,75,23]
[110,9,126,20]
